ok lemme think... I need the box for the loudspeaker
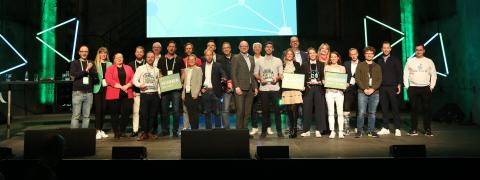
[390,145,426,158]
[112,146,147,159]
[181,129,250,159]
[256,146,289,159]
[0,147,13,159]
[24,128,96,159]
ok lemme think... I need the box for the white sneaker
[339,132,345,139]
[100,130,109,138]
[267,127,274,135]
[315,131,322,138]
[249,128,259,135]
[395,129,402,137]
[301,131,311,137]
[329,131,336,139]
[354,128,358,133]
[96,131,102,140]
[377,128,390,135]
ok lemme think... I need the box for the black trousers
[408,86,432,131]
[259,91,282,133]
[251,95,260,128]
[286,104,299,130]
[201,90,221,129]
[140,93,159,133]
[303,86,327,132]
[380,86,401,129]
[94,87,107,130]
[184,94,200,130]
[344,85,358,112]
[108,97,133,136]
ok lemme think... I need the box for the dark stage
[1,113,479,160]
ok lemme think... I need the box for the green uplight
[400,0,414,101]
[39,0,56,104]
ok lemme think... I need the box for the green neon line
[40,0,57,104]
[400,0,414,101]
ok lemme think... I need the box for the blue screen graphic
[147,0,298,38]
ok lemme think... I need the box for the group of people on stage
[69,36,437,141]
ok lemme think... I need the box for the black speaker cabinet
[112,146,147,159]
[24,128,96,159]
[256,146,290,159]
[181,129,250,159]
[390,145,426,158]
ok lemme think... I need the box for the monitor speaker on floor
[181,129,250,159]
[256,146,289,159]
[112,146,147,159]
[24,128,96,159]
[390,145,426,158]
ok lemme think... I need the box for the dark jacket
[355,61,382,93]
[231,53,257,91]
[216,54,233,80]
[301,61,325,94]
[201,62,226,98]
[70,59,98,93]
[375,55,402,87]
[344,60,362,85]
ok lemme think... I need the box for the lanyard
[80,60,88,71]
[165,56,176,72]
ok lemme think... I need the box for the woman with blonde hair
[93,47,112,140]
[281,48,303,138]
[317,43,330,64]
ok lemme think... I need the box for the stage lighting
[363,16,405,59]
[0,34,28,75]
[36,18,79,63]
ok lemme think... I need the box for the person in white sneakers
[376,41,403,137]
[301,48,327,138]
[324,52,347,139]
[404,44,437,137]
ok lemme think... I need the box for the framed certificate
[324,71,348,90]
[282,73,305,90]
[159,73,182,93]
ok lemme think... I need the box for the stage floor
[1,114,479,159]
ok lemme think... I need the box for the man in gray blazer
[231,41,258,130]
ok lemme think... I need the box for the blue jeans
[222,93,233,129]
[161,91,180,134]
[357,92,379,132]
[71,91,93,128]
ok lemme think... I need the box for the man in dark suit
[282,36,308,66]
[343,48,361,135]
[201,49,226,129]
[201,40,224,63]
[232,41,258,129]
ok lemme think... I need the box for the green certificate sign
[159,73,182,93]
[324,72,348,90]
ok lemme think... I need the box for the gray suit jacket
[182,66,203,99]
[231,53,257,91]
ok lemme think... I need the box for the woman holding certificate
[281,48,303,138]
[301,48,327,138]
[324,52,347,139]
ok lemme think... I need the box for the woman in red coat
[105,53,135,139]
